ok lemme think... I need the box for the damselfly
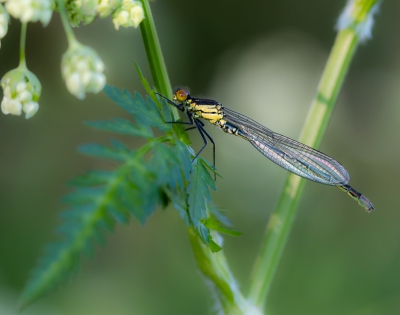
[158,88,375,213]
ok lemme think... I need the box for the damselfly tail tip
[360,195,375,213]
[365,205,375,213]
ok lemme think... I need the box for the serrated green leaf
[144,96,161,119]
[166,188,189,226]
[78,143,129,162]
[113,162,159,224]
[103,84,120,103]
[187,161,209,228]
[159,98,173,122]
[125,91,165,128]
[110,139,129,152]
[197,223,210,245]
[85,119,152,138]
[173,121,191,145]
[187,145,196,157]
[22,83,222,307]
[106,200,130,225]
[59,206,92,220]
[198,161,214,200]
[194,221,223,252]
[103,85,122,104]
[62,187,106,204]
[209,240,222,253]
[134,65,173,122]
[199,156,222,180]
[69,171,114,187]
[135,63,157,104]
[104,86,165,133]
[203,217,242,237]
[20,203,113,307]
[175,140,192,182]
[207,203,231,227]
[151,143,182,188]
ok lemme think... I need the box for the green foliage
[20,81,229,307]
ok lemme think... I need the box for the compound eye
[175,89,188,102]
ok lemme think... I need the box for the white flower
[4,0,53,26]
[61,44,106,99]
[97,0,121,18]
[0,4,9,48]
[112,0,144,30]
[1,67,41,119]
[65,0,97,26]
[1,97,22,115]
[23,101,39,118]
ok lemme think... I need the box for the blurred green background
[1,1,399,314]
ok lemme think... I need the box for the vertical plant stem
[55,0,78,47]
[189,229,262,315]
[139,3,249,312]
[19,23,27,68]
[139,0,179,119]
[248,29,359,309]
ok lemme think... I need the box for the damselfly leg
[157,93,217,177]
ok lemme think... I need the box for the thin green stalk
[139,2,247,312]
[189,229,261,315]
[19,23,27,68]
[249,2,381,307]
[248,21,372,312]
[55,0,77,47]
[139,0,178,119]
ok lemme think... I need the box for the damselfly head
[173,89,189,102]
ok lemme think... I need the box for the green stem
[189,229,261,315]
[19,23,27,68]
[139,0,179,120]
[138,2,246,311]
[55,0,78,47]
[248,29,359,309]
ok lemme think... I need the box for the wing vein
[223,108,350,185]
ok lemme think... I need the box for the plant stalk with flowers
[1,23,41,119]
[0,0,145,118]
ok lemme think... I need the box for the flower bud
[64,0,97,26]
[61,44,106,99]
[0,4,9,48]
[112,0,144,30]
[5,0,52,26]
[1,67,41,119]
[97,0,122,18]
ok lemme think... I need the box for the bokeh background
[1,1,399,314]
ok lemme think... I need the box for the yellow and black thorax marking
[172,89,246,139]
[186,99,224,124]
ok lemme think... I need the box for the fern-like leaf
[21,81,226,307]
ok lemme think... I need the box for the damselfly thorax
[173,89,248,138]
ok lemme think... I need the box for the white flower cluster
[0,4,9,48]
[1,69,41,119]
[65,0,144,28]
[61,44,106,99]
[112,0,144,30]
[65,0,97,26]
[97,0,121,18]
[4,0,52,26]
